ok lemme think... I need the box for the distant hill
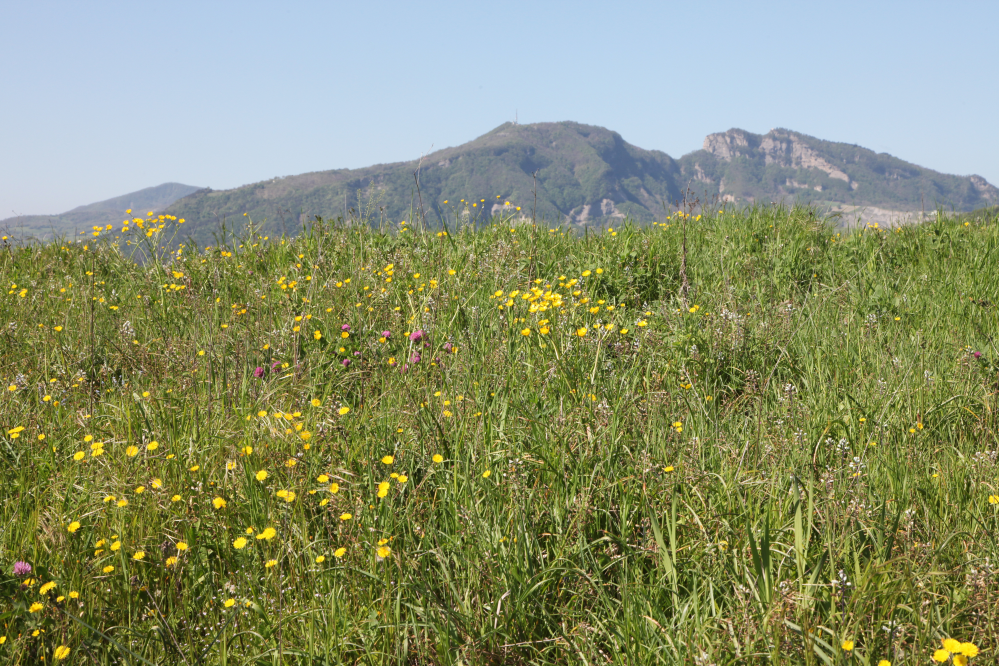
[0,182,202,240]
[678,128,998,221]
[161,122,997,243]
[163,122,685,244]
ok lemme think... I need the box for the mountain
[163,122,684,244]
[161,123,997,242]
[677,128,998,223]
[0,182,202,240]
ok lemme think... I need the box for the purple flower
[443,342,453,353]
[271,361,281,372]
[382,330,391,339]
[410,353,421,364]
[341,359,351,368]
[341,324,351,332]
[253,366,265,379]
[409,330,425,342]
[13,561,31,577]
[399,364,409,373]
[974,351,982,359]
[353,351,362,357]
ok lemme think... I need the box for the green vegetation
[1,205,997,664]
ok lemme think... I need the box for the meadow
[0,204,996,665]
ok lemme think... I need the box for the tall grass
[0,205,996,665]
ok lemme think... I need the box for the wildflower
[213,497,227,509]
[841,640,854,651]
[315,555,326,563]
[73,451,85,460]
[311,398,321,407]
[397,475,408,483]
[254,367,265,379]
[340,512,352,521]
[117,499,129,507]
[166,556,178,566]
[189,465,200,472]
[990,495,999,504]
[334,547,346,558]
[381,455,394,464]
[329,482,339,494]
[176,542,188,552]
[133,551,145,560]
[959,643,979,657]
[54,645,71,660]
[103,565,114,574]
[67,521,81,533]
[317,474,329,483]
[377,546,392,558]
[433,454,444,463]
[257,527,277,541]
[110,541,121,551]
[30,601,44,613]
[314,330,322,340]
[171,495,181,502]
[147,441,159,451]
[576,327,587,337]
[520,328,531,336]
[409,330,425,342]
[135,486,145,494]
[933,649,953,663]
[14,561,31,576]
[482,470,491,478]
[265,559,278,568]
[39,581,56,595]
[151,478,162,489]
[224,598,236,608]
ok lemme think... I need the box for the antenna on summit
[514,110,518,125]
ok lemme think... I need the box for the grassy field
[1,206,996,665]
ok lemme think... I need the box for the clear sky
[2,0,997,216]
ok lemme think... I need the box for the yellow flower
[103,565,115,574]
[213,497,227,509]
[933,649,951,663]
[224,598,236,608]
[334,547,346,558]
[576,327,587,337]
[256,470,268,481]
[29,602,44,614]
[151,478,162,489]
[315,555,326,563]
[381,455,394,465]
[69,591,78,599]
[135,486,145,494]
[117,499,128,507]
[317,474,329,483]
[943,639,962,653]
[340,512,352,521]
[958,643,979,658]
[433,454,444,463]
[171,495,182,502]
[954,656,968,666]
[39,581,56,595]
[329,482,340,494]
[166,556,178,566]
[54,645,71,660]
[265,559,277,569]
[233,537,248,549]
[339,406,350,416]
[482,470,491,478]
[841,640,854,651]
[189,465,200,472]
[257,527,277,541]
[311,398,322,407]
[520,328,531,336]
[147,441,159,451]
[73,451,85,461]
[313,330,322,340]
[110,541,121,551]
[133,551,145,560]
[990,495,999,504]
[67,521,81,533]
[258,410,267,418]
[176,542,188,551]
[397,475,408,483]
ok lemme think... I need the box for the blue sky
[2,0,997,216]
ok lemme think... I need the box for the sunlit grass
[0,205,996,664]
